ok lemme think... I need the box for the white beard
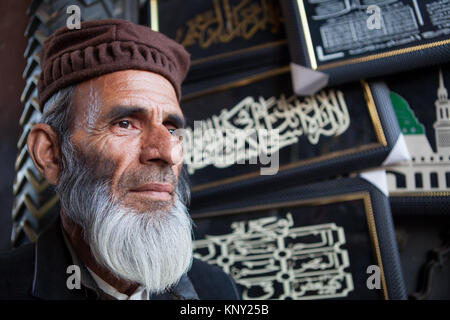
[85,184,194,294]
[56,143,194,294]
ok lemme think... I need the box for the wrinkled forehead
[71,70,182,125]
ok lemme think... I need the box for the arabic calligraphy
[193,213,355,300]
[183,89,350,174]
[175,0,283,49]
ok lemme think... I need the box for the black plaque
[191,177,407,300]
[180,67,404,202]
[147,0,289,95]
[281,0,450,87]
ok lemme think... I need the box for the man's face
[70,70,185,213]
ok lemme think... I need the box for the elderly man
[0,19,240,300]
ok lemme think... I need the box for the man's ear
[27,123,62,185]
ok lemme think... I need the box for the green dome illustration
[390,92,425,135]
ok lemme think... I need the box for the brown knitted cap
[38,19,190,107]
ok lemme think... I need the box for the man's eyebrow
[104,106,148,122]
[167,113,185,129]
[104,106,185,128]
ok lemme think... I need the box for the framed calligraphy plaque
[182,66,407,203]
[190,177,407,300]
[383,63,450,214]
[146,0,289,96]
[280,0,450,95]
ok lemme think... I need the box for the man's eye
[168,128,175,135]
[117,120,130,129]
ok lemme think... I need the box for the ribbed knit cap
[38,18,190,107]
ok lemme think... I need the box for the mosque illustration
[386,69,450,193]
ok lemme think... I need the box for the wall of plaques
[148,0,450,299]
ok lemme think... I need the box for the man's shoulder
[0,243,36,299]
[0,243,35,274]
[188,258,241,300]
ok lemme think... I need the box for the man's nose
[139,122,182,167]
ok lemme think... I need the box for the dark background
[0,0,28,253]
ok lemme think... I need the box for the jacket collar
[31,214,199,300]
[31,214,90,300]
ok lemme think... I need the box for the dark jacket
[0,216,240,300]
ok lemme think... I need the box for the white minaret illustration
[433,68,450,154]
[386,68,450,192]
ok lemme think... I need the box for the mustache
[117,165,177,193]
